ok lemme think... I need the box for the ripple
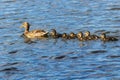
[109,8,120,10]
[0,67,19,72]
[112,45,120,48]
[64,51,75,54]
[2,62,19,67]
[94,30,107,33]
[107,55,120,59]
[70,55,84,59]
[70,56,78,59]
[52,55,66,60]
[2,0,16,3]
[40,56,49,59]
[87,73,115,78]
[8,50,18,54]
[90,50,107,54]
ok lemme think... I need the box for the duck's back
[101,37,118,42]
[108,37,118,41]
[91,35,99,40]
[25,29,48,38]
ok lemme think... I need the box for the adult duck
[100,33,118,41]
[20,22,48,39]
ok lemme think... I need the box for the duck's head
[77,32,83,38]
[50,29,57,36]
[84,31,90,37]
[100,33,106,39]
[20,22,30,32]
[20,22,30,28]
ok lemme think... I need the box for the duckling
[69,32,76,39]
[50,29,62,38]
[84,31,99,40]
[62,33,69,39]
[20,22,48,39]
[77,32,85,41]
[100,33,118,41]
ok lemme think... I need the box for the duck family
[20,22,118,42]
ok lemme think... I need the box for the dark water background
[0,0,120,80]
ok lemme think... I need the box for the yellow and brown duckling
[20,22,48,39]
[69,32,76,39]
[50,29,62,38]
[77,32,85,41]
[84,31,99,40]
[100,33,118,41]
[62,33,69,39]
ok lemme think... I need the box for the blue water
[0,0,120,80]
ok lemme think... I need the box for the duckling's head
[20,22,30,32]
[100,33,106,39]
[77,32,83,38]
[50,29,57,36]
[69,32,76,38]
[62,33,68,38]
[84,31,90,37]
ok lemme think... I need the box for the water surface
[0,0,120,80]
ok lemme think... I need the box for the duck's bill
[45,31,49,34]
[20,25,23,28]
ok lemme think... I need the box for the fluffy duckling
[62,33,69,39]
[50,29,62,38]
[20,22,48,39]
[77,32,85,41]
[100,33,118,41]
[69,32,76,39]
[84,31,99,40]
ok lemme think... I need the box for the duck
[100,33,118,41]
[49,29,62,38]
[77,32,85,41]
[20,22,48,39]
[69,32,76,39]
[62,33,69,39]
[84,31,99,40]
